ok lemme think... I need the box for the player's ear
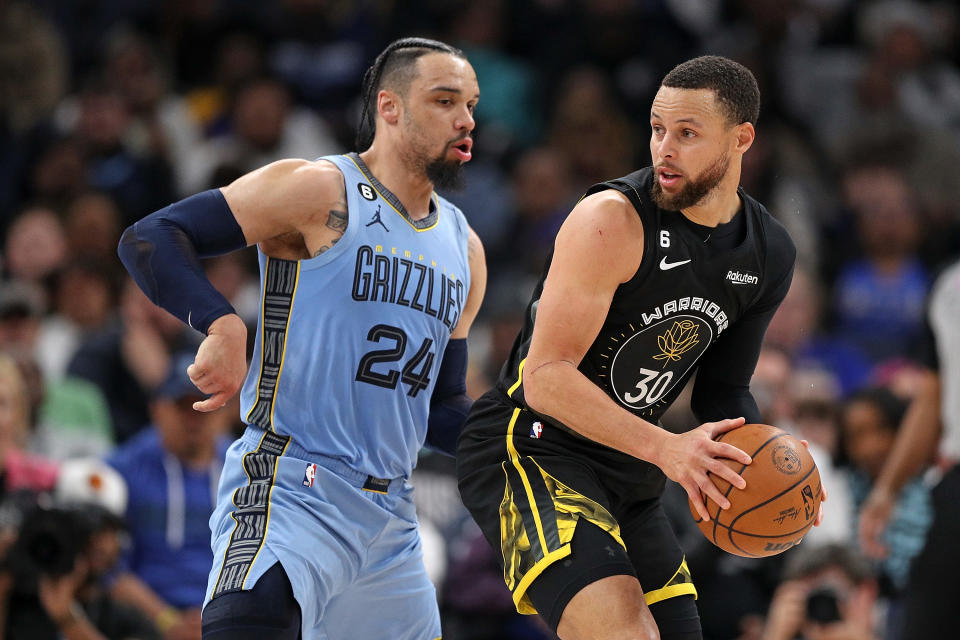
[377,89,402,126]
[733,122,755,154]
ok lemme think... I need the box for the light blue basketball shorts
[205,427,441,640]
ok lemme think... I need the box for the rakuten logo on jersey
[725,270,759,286]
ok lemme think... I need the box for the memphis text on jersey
[351,244,465,331]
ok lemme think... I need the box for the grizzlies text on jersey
[238,153,472,480]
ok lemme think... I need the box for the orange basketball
[688,423,822,557]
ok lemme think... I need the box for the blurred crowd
[1,0,959,638]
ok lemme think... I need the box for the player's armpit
[220,158,348,248]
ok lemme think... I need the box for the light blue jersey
[208,153,470,638]
[238,152,471,480]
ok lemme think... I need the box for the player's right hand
[858,485,894,558]
[654,417,752,522]
[188,313,248,412]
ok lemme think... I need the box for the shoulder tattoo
[314,182,349,257]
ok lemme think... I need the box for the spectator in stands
[107,353,230,640]
[0,352,57,499]
[68,279,200,444]
[763,543,880,640]
[841,386,931,639]
[63,191,124,266]
[37,259,118,383]
[765,265,874,396]
[0,280,114,461]
[1,503,160,640]
[3,205,68,284]
[179,75,340,195]
[69,81,175,224]
[831,162,929,365]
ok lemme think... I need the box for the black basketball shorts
[456,389,700,633]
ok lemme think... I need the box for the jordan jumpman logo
[366,204,389,232]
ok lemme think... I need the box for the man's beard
[651,152,729,211]
[426,154,466,191]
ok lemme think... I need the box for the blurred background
[1,0,959,638]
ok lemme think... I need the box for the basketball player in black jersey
[457,56,825,639]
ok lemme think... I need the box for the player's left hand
[799,440,827,527]
[188,313,248,412]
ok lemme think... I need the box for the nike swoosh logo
[660,257,692,270]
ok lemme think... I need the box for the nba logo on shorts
[530,421,543,439]
[302,463,317,487]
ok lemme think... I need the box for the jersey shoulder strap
[584,167,654,221]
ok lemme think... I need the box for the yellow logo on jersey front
[653,319,700,367]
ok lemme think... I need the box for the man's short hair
[661,55,761,126]
[783,543,875,584]
[356,37,465,150]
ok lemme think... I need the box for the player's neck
[358,146,434,221]
[680,174,743,227]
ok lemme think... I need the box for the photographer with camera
[763,544,879,640]
[1,504,159,640]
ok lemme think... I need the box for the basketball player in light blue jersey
[118,38,486,640]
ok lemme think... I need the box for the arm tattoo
[326,208,347,233]
[314,180,348,257]
[313,209,347,256]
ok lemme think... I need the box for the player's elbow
[117,222,138,263]
[117,222,159,302]
[522,359,566,415]
[524,384,549,417]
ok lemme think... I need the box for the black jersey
[495,167,796,431]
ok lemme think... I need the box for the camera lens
[7,506,89,590]
[26,528,74,576]
[806,587,842,624]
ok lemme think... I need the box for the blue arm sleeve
[117,189,247,334]
[425,339,472,456]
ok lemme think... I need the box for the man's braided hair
[355,37,465,151]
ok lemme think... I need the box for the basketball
[688,423,822,557]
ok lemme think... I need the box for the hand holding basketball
[688,423,822,557]
[655,417,753,522]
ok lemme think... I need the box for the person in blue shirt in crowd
[107,353,231,640]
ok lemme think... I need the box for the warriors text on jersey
[238,153,471,480]
[498,166,795,433]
